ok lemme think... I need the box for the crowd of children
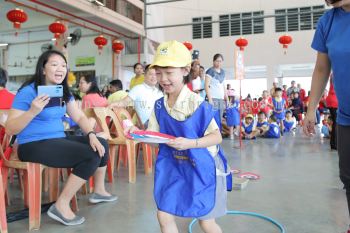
[224,81,334,141]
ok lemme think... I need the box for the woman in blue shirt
[5,50,117,226]
[304,1,350,232]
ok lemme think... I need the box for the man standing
[107,79,128,104]
[287,80,299,97]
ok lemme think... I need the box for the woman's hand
[88,134,105,157]
[29,95,50,116]
[167,137,194,151]
[303,111,316,136]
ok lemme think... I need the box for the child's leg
[229,126,234,139]
[198,219,222,233]
[280,120,284,135]
[157,210,178,233]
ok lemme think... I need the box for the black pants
[292,109,301,122]
[329,107,337,149]
[338,125,350,216]
[18,136,109,180]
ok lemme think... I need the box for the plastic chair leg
[142,144,152,175]
[27,163,42,231]
[126,141,136,183]
[0,171,8,233]
[107,145,117,183]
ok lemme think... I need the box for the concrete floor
[6,127,348,233]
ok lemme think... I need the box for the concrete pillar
[266,64,278,90]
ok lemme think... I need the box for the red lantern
[49,21,66,40]
[279,35,292,54]
[235,37,248,51]
[94,35,108,55]
[6,8,28,36]
[112,41,124,54]
[183,41,193,51]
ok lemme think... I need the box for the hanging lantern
[183,41,193,51]
[279,35,292,54]
[94,35,108,55]
[112,41,124,54]
[49,21,66,45]
[235,37,248,51]
[6,8,28,36]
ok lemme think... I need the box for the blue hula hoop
[188,210,286,233]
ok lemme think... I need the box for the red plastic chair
[89,107,152,183]
[0,169,7,233]
[0,132,78,231]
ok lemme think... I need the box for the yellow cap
[246,114,254,119]
[151,40,192,68]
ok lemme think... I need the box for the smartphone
[37,85,63,98]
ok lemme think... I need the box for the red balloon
[235,37,248,51]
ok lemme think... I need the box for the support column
[266,64,277,90]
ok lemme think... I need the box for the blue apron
[226,106,240,126]
[242,121,254,134]
[256,121,268,128]
[272,98,285,120]
[265,123,280,138]
[154,98,232,218]
[283,119,294,132]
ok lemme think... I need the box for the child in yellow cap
[146,40,231,233]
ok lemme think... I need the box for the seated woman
[78,75,108,137]
[5,50,117,226]
[79,75,108,109]
[109,65,163,127]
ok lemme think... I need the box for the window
[300,7,312,30]
[203,17,212,38]
[313,5,325,29]
[287,8,298,31]
[192,16,212,39]
[219,15,229,37]
[230,14,241,36]
[275,9,286,32]
[219,11,264,37]
[253,11,264,34]
[242,12,252,35]
[192,18,202,39]
[275,5,325,32]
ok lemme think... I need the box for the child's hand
[122,119,139,136]
[123,125,139,136]
[167,137,194,151]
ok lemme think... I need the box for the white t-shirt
[128,83,163,124]
[191,76,202,91]
[207,76,224,99]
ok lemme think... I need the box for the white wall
[146,0,328,90]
